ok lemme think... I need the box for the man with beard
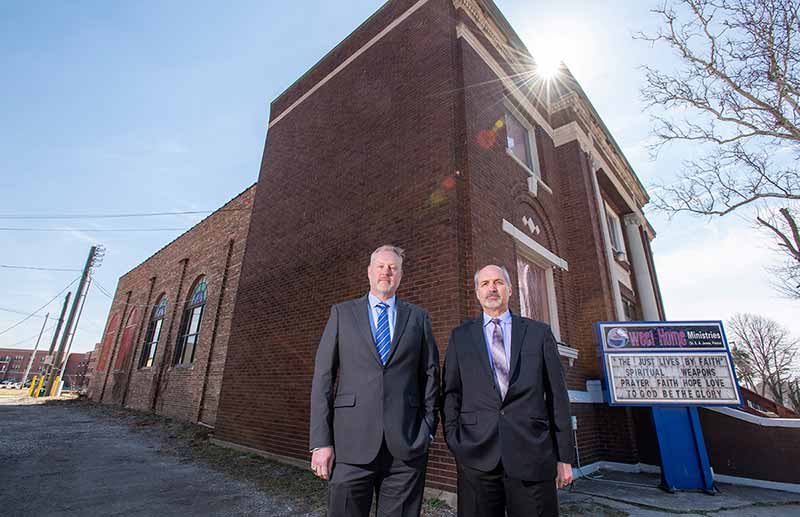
[442,264,573,516]
[310,245,439,517]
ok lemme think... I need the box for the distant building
[63,352,90,390]
[0,348,86,388]
[84,342,101,390]
[0,349,49,383]
[741,386,798,418]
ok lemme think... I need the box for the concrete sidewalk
[560,469,800,516]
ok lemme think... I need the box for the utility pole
[36,292,71,396]
[47,293,72,356]
[20,313,49,386]
[45,245,105,396]
[52,278,92,396]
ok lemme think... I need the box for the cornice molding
[456,23,553,138]
[453,0,508,53]
[452,2,650,212]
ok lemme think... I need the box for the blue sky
[1,0,796,353]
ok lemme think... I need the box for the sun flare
[534,53,563,79]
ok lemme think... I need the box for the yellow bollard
[33,375,46,398]
[27,376,38,396]
[50,376,61,397]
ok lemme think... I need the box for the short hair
[473,265,511,290]
[370,245,405,267]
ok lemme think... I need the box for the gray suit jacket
[310,295,440,464]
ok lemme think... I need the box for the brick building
[84,342,101,390]
[0,349,48,383]
[0,348,87,388]
[63,352,91,390]
[87,185,255,426]
[212,0,665,493]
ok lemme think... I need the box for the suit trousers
[328,439,427,517]
[457,462,558,517]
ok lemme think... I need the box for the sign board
[596,321,743,407]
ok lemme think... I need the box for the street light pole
[20,313,49,387]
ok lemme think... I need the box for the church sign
[596,321,743,406]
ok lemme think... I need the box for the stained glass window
[190,279,207,306]
[140,295,167,369]
[175,277,208,366]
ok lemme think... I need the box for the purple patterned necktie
[491,318,509,399]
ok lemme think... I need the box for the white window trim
[604,202,626,258]
[503,219,567,343]
[503,219,568,270]
[504,102,552,196]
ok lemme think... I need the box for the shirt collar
[368,292,396,310]
[483,309,511,327]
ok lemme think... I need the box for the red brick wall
[215,0,464,468]
[88,186,254,427]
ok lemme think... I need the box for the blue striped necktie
[375,302,391,365]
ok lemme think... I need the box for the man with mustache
[442,264,573,516]
[310,245,439,517]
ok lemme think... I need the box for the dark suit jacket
[442,314,574,481]
[310,295,440,464]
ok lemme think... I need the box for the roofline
[120,182,257,280]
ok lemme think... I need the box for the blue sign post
[596,321,743,493]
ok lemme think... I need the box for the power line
[3,323,57,348]
[0,307,49,319]
[0,208,249,220]
[91,280,167,312]
[92,279,115,300]
[0,276,80,337]
[1,264,82,272]
[0,227,189,232]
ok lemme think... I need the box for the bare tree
[730,346,758,391]
[787,377,800,411]
[728,312,798,404]
[638,0,800,297]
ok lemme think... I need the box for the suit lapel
[351,295,382,365]
[469,317,499,397]
[508,314,527,387]
[384,299,410,365]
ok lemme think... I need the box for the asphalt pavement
[0,395,300,516]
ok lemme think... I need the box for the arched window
[114,307,140,370]
[139,296,167,368]
[97,313,120,372]
[174,277,207,365]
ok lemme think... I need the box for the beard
[481,296,504,310]
[374,280,396,296]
